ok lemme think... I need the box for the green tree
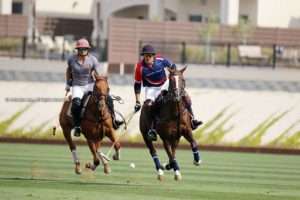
[199,15,220,63]
[234,17,254,45]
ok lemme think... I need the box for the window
[170,16,176,21]
[201,0,207,6]
[12,2,23,14]
[189,15,202,22]
[239,15,249,23]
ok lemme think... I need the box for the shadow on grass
[0,176,143,187]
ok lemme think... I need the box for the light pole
[27,0,36,44]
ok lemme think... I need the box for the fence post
[61,37,65,60]
[226,43,231,67]
[272,44,277,69]
[103,39,108,61]
[22,36,27,59]
[181,41,186,64]
[138,40,142,54]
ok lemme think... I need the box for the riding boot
[186,104,203,130]
[107,95,124,129]
[71,97,82,137]
[183,94,202,130]
[147,102,158,141]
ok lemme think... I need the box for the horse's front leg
[182,130,202,166]
[107,127,121,160]
[85,140,100,171]
[62,127,81,175]
[163,139,181,181]
[142,134,164,180]
[95,140,111,174]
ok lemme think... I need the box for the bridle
[165,69,186,135]
[167,71,185,103]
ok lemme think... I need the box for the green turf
[0,143,300,200]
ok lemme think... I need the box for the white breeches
[72,83,94,99]
[144,80,169,101]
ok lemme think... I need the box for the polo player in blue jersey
[133,44,202,141]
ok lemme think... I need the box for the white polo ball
[130,163,135,168]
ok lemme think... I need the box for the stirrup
[147,129,157,141]
[113,119,124,129]
[191,119,203,130]
[71,126,81,137]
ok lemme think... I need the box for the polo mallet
[104,110,137,158]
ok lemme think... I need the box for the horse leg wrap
[192,146,200,162]
[71,150,80,164]
[152,155,162,170]
[171,159,180,171]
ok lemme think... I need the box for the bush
[0,37,22,51]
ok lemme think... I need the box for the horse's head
[167,66,187,102]
[93,75,109,113]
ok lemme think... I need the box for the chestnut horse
[140,66,201,181]
[56,75,121,174]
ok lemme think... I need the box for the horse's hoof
[85,163,96,171]
[193,159,202,166]
[174,170,182,181]
[157,169,164,181]
[75,163,81,175]
[163,163,172,170]
[112,153,120,160]
[85,163,91,168]
[103,163,111,174]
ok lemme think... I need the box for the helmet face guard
[77,48,89,56]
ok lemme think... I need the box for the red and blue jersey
[134,56,172,92]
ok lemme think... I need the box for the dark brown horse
[55,75,121,175]
[140,66,201,181]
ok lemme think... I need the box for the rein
[91,79,109,123]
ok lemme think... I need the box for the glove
[169,64,176,70]
[134,101,141,112]
[65,84,71,92]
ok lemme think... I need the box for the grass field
[0,143,300,200]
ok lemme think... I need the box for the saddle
[66,93,91,118]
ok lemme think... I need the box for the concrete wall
[0,0,93,18]
[1,81,299,147]
[239,0,258,25]
[176,0,220,22]
[257,0,300,28]
[0,57,299,147]
[35,0,93,19]
[113,5,148,19]
[0,0,12,14]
